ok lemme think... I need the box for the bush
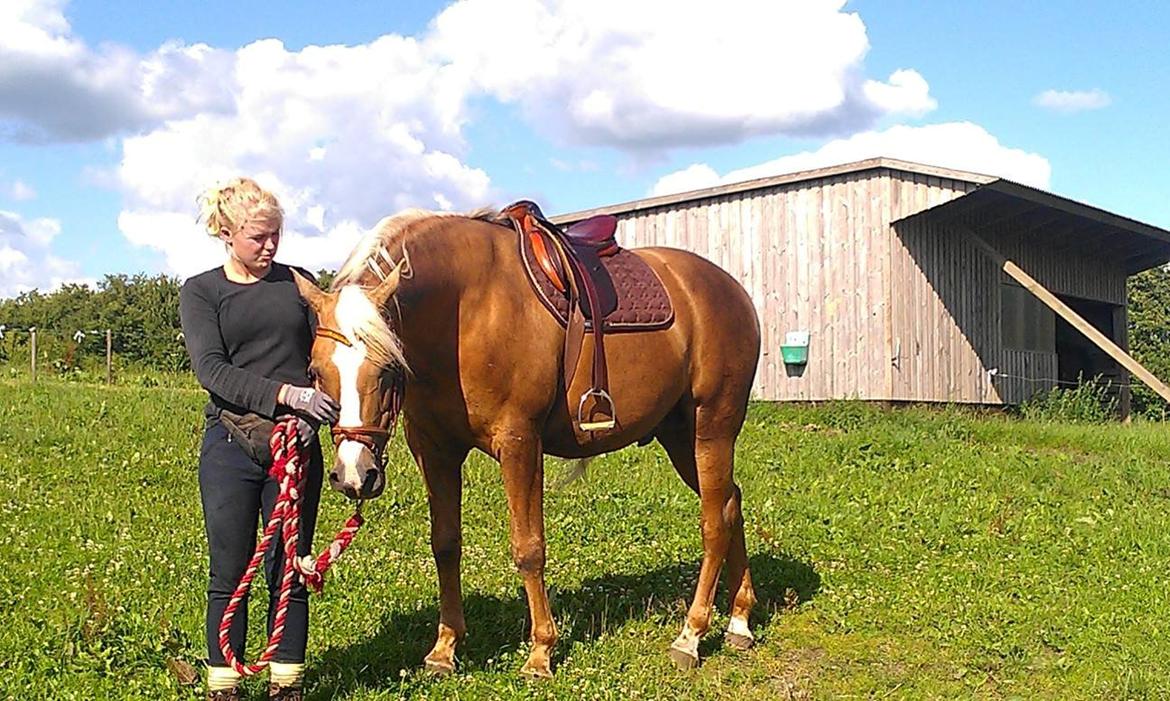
[1019,377,1118,423]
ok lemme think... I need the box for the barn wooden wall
[597,166,1129,404]
[613,169,923,400]
[997,350,1059,405]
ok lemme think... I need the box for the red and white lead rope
[217,418,365,676]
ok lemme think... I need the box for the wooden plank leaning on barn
[962,227,1170,405]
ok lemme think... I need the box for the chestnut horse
[292,207,761,676]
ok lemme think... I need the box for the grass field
[3,379,1170,699]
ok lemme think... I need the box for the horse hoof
[724,631,755,651]
[668,644,700,670]
[424,658,455,676]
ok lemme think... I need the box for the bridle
[314,325,404,464]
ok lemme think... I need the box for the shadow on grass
[305,551,818,699]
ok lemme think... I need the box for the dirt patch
[762,647,824,701]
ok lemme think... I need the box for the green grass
[3,380,1170,699]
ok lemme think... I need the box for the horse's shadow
[305,552,819,699]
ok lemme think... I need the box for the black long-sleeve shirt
[179,263,315,420]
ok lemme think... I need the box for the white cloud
[427,0,936,149]
[115,37,492,279]
[650,163,721,197]
[3,0,949,280]
[0,209,89,296]
[0,0,234,141]
[863,69,936,117]
[650,122,1052,196]
[5,179,36,200]
[1033,88,1111,113]
[4,0,940,152]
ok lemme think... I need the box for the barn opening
[999,283,1122,383]
[1055,296,1123,396]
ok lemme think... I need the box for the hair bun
[196,177,283,238]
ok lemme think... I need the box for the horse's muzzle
[329,442,385,499]
[329,466,384,499]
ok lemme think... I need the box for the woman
[179,177,339,701]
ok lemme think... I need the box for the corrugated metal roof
[897,181,1170,274]
[551,157,994,223]
[550,156,1170,274]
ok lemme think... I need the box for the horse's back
[632,246,761,345]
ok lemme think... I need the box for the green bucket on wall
[781,331,810,365]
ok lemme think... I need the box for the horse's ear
[370,260,404,309]
[292,269,327,312]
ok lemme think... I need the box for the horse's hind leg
[723,481,756,650]
[657,402,754,668]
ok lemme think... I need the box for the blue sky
[1,0,1167,297]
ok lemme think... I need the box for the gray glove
[283,386,340,425]
[295,417,318,447]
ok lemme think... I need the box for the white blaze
[332,287,377,479]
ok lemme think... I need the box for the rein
[217,418,365,676]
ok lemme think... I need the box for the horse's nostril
[329,473,340,484]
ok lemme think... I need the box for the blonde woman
[179,177,338,701]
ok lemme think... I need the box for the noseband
[315,325,404,464]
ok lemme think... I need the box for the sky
[1,0,1167,298]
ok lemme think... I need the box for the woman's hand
[280,385,340,425]
[295,417,319,447]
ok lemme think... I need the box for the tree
[1127,265,1170,418]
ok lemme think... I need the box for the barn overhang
[895,180,1170,275]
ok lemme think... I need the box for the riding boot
[206,688,240,701]
[269,683,303,700]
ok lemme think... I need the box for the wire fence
[988,368,1138,390]
[0,324,191,386]
[1,322,1145,404]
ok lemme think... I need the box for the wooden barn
[551,158,1170,411]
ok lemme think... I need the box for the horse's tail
[550,456,594,491]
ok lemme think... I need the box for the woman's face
[222,216,281,273]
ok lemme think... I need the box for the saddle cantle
[500,201,674,433]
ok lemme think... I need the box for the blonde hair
[197,177,283,238]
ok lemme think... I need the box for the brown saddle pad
[519,228,674,332]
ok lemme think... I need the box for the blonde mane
[329,206,499,369]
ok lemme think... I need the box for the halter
[315,325,404,463]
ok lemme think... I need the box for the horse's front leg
[496,428,557,678]
[408,422,471,675]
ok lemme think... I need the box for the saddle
[500,200,673,432]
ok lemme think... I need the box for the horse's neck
[379,216,499,324]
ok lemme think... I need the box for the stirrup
[577,388,616,431]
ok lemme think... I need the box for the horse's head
[292,267,407,500]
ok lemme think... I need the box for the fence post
[106,329,113,385]
[29,327,36,381]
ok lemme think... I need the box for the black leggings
[199,421,324,665]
